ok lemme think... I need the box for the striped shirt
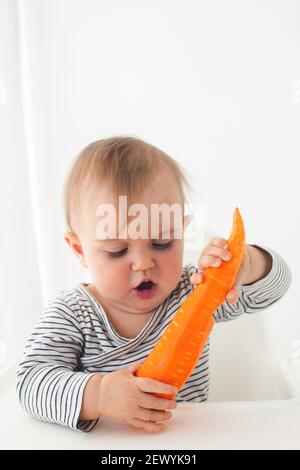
[16,245,291,432]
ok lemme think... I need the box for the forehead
[84,170,182,216]
[80,171,183,238]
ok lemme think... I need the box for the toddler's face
[65,171,190,316]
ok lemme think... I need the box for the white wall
[14,0,300,370]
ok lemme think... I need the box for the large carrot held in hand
[135,207,246,399]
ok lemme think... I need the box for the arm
[79,374,103,420]
[242,245,273,285]
[213,245,292,322]
[16,298,99,432]
[17,298,178,433]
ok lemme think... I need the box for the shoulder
[41,284,96,327]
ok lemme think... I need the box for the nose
[131,252,156,272]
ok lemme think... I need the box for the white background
[0,0,299,385]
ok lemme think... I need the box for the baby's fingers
[210,237,228,249]
[136,377,178,397]
[139,393,177,412]
[190,272,204,286]
[200,246,232,270]
[137,408,173,424]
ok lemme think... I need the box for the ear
[183,213,193,231]
[63,231,88,269]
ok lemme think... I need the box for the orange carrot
[135,207,245,399]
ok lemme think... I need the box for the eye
[107,241,174,258]
[107,248,128,258]
[152,241,173,250]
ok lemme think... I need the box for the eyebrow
[94,229,176,242]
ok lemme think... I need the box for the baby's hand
[190,237,250,304]
[97,363,177,433]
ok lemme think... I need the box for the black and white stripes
[16,245,291,432]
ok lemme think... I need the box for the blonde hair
[63,135,192,233]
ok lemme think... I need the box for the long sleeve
[213,245,292,322]
[16,298,99,432]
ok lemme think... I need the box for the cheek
[90,257,129,294]
[159,244,183,277]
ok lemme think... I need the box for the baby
[17,136,292,433]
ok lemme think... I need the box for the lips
[132,278,157,299]
[136,280,155,291]
[134,278,155,290]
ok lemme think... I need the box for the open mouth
[132,280,157,299]
[136,281,155,291]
